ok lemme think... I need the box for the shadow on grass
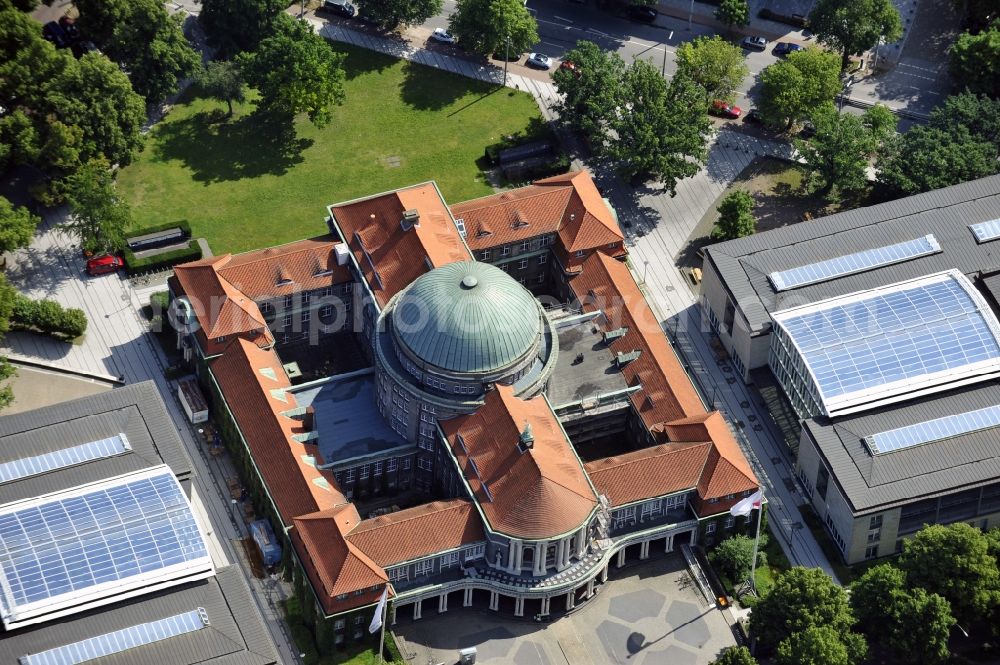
[150,107,313,183]
[336,42,399,81]
[399,59,495,111]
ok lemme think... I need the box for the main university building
[701,174,1000,565]
[168,171,760,640]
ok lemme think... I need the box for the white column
[463,588,473,607]
[640,541,650,560]
[391,605,397,626]
[489,591,499,611]
[576,529,587,557]
[556,538,569,571]
[616,548,626,568]
[507,540,520,573]
[514,596,525,617]
[413,599,422,620]
[586,579,595,598]
[438,593,448,613]
[541,597,550,615]
[666,534,674,552]
[600,564,609,583]
[566,590,575,611]
[534,542,546,576]
[689,530,697,546]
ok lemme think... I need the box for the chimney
[303,405,315,431]
[518,421,534,452]
[400,209,420,231]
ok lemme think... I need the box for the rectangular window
[706,521,716,534]
[387,458,397,472]
[303,292,311,304]
[301,310,311,323]
[520,240,529,252]
[402,458,411,470]
[538,254,547,264]
[575,250,585,258]
[334,619,345,630]
[374,461,383,475]
[439,551,460,569]
[463,544,485,561]
[501,246,510,256]
[344,468,355,482]
[480,249,491,260]
[322,286,334,297]
[284,295,293,308]
[359,465,370,479]
[415,559,434,576]
[869,515,883,530]
[816,466,830,501]
[519,258,528,269]
[536,274,545,284]
[418,458,433,471]
[354,616,364,625]
[283,314,292,328]
[215,336,226,344]
[725,516,735,529]
[499,263,509,272]
[723,299,735,336]
[865,544,878,559]
[320,305,333,317]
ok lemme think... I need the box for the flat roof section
[291,371,413,469]
[772,270,1000,417]
[547,315,629,409]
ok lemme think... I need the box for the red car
[710,100,742,119]
[86,254,123,276]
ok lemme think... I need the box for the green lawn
[118,43,544,254]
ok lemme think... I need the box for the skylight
[969,219,1000,243]
[866,404,1000,455]
[0,435,130,485]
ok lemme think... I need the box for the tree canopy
[775,625,867,665]
[887,588,954,665]
[712,646,758,665]
[675,36,749,104]
[448,0,539,57]
[795,104,893,197]
[850,563,907,630]
[950,25,1000,99]
[362,0,444,30]
[749,567,856,654]
[199,0,286,57]
[0,197,39,255]
[808,0,902,69]
[898,523,1000,625]
[239,15,346,128]
[196,60,246,116]
[711,190,756,241]
[62,160,133,254]
[552,41,626,142]
[714,0,750,29]
[757,48,842,128]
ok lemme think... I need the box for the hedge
[11,295,88,338]
[123,240,202,274]
[128,219,192,239]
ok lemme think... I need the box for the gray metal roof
[704,174,1000,333]
[0,382,192,505]
[0,566,279,665]
[802,381,1000,514]
[392,261,543,374]
[548,317,629,408]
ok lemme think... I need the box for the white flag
[730,490,763,517]
[369,587,388,634]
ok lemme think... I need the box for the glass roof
[969,219,1000,244]
[768,235,941,291]
[0,435,130,485]
[772,270,1000,416]
[0,466,213,629]
[866,403,1000,455]
[19,608,208,665]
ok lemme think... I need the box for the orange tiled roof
[171,257,270,350]
[292,504,389,615]
[584,441,712,507]
[441,385,598,539]
[216,236,352,301]
[534,171,624,253]
[569,252,704,427]
[347,499,484,567]
[210,339,345,526]
[665,412,758,501]
[330,183,471,308]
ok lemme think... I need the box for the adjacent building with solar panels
[0,382,280,664]
[700,174,1000,564]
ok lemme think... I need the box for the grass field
[117,43,544,254]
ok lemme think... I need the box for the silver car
[526,52,553,69]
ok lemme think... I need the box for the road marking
[587,27,611,38]
[554,15,573,23]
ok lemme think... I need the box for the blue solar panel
[0,435,130,485]
[19,608,208,665]
[969,219,1000,243]
[774,272,1000,413]
[769,235,941,291]
[0,468,211,628]
[866,404,1000,455]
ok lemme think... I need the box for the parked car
[628,5,658,22]
[773,42,803,57]
[743,108,763,124]
[710,100,742,119]
[742,35,768,51]
[526,52,553,70]
[430,28,456,44]
[319,0,356,18]
[86,254,123,276]
[559,60,578,73]
[42,21,70,49]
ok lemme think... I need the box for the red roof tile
[584,441,712,507]
[441,386,597,539]
[216,236,352,301]
[665,412,758,501]
[330,183,471,308]
[534,171,624,253]
[210,339,345,527]
[347,499,484,567]
[569,252,704,427]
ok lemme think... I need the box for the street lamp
[687,0,694,30]
[643,260,650,284]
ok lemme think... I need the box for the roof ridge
[451,184,562,210]
[351,499,469,532]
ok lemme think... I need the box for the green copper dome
[392,261,543,374]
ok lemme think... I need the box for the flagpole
[748,494,763,595]
[378,584,388,665]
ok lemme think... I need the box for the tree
[795,104,893,197]
[76,0,201,105]
[953,0,997,32]
[239,15,346,128]
[712,646,758,665]
[0,110,40,170]
[62,160,132,254]
[552,41,625,142]
[675,36,749,104]
[604,66,712,194]
[950,26,1000,98]
[715,0,750,31]
[898,523,1000,625]
[712,190,756,240]
[887,588,954,665]
[749,567,856,654]
[448,0,539,58]
[362,0,444,30]
[0,274,17,412]
[199,0,286,58]
[776,626,867,665]
[850,563,907,631]
[0,196,39,254]
[809,0,902,70]
[758,48,842,128]
[931,92,1000,144]
[196,60,246,116]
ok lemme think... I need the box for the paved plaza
[394,555,738,665]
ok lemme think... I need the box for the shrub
[288,622,319,665]
[150,291,170,315]
[123,240,202,274]
[10,295,88,338]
